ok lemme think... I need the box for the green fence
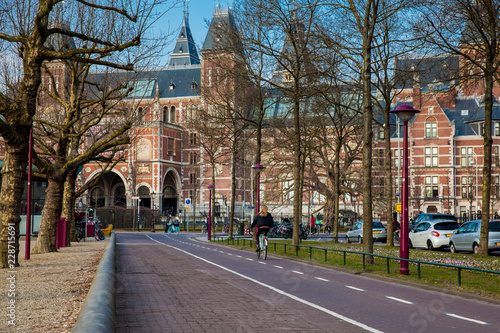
[213,236,500,287]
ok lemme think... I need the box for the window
[394,148,402,168]
[207,68,212,87]
[378,126,385,140]
[190,132,197,145]
[189,152,197,165]
[137,107,144,121]
[460,147,474,167]
[425,147,438,167]
[425,176,438,198]
[495,146,500,167]
[461,176,473,198]
[167,138,175,156]
[189,172,197,185]
[425,121,437,138]
[170,106,176,123]
[495,122,500,136]
[163,106,168,123]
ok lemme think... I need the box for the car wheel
[357,236,362,244]
[409,240,413,249]
[427,240,434,251]
[449,243,456,253]
[346,236,351,243]
[473,243,479,254]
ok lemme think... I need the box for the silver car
[409,220,459,250]
[449,220,500,254]
[346,221,387,243]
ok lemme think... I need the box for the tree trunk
[62,170,78,244]
[479,65,493,255]
[362,42,374,264]
[0,144,30,268]
[292,100,302,247]
[32,178,64,254]
[385,112,395,246]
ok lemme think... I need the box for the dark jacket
[252,213,274,228]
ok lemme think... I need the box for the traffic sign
[395,203,401,213]
[185,198,191,205]
[131,196,140,200]
[247,206,254,209]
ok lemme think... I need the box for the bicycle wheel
[175,226,180,234]
[262,236,268,260]
[98,230,105,240]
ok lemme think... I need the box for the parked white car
[409,220,460,250]
[346,221,387,243]
[449,220,500,254]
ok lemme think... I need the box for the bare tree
[0,0,171,267]
[417,0,500,255]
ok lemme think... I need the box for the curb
[72,231,116,332]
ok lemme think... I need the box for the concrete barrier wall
[72,232,116,332]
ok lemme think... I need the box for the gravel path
[0,236,107,333]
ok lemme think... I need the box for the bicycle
[75,221,85,242]
[93,222,105,241]
[167,224,180,234]
[256,227,269,260]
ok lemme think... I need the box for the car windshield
[431,215,456,221]
[434,222,459,230]
[490,222,500,232]
[373,222,384,229]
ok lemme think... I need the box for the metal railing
[213,236,500,287]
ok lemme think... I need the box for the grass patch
[215,237,500,300]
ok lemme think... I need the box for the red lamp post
[25,127,33,260]
[252,164,265,214]
[390,104,420,275]
[151,192,155,233]
[207,184,214,241]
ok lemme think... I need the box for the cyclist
[251,205,274,251]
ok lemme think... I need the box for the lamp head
[390,104,420,122]
[207,184,214,190]
[252,164,265,173]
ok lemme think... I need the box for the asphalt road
[115,232,500,333]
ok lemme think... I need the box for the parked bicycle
[93,221,105,241]
[75,221,85,242]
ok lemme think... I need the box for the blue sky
[157,0,233,64]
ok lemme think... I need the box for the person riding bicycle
[251,205,274,251]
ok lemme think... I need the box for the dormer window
[191,81,198,89]
[169,83,175,90]
[179,47,183,53]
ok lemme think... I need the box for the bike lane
[116,232,500,333]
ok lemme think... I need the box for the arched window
[163,186,176,198]
[163,106,168,123]
[90,187,105,207]
[170,106,176,123]
[113,185,126,207]
[137,107,144,121]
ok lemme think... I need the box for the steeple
[167,3,200,68]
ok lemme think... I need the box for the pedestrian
[310,215,316,229]
[165,214,172,232]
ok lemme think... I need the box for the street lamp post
[207,184,214,241]
[471,152,479,212]
[25,127,33,260]
[151,192,155,233]
[252,164,265,214]
[390,104,420,276]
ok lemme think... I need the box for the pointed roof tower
[201,5,239,52]
[167,4,200,68]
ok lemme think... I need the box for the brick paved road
[115,232,359,333]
